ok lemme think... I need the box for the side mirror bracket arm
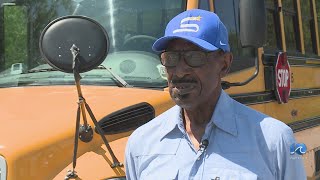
[222,56,259,90]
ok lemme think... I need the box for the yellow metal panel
[0,86,173,180]
[248,96,320,124]
[294,126,320,179]
[291,66,320,88]
[224,68,266,94]
[306,59,320,64]
[225,48,266,94]
[53,137,130,179]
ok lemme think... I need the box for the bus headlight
[0,155,7,180]
[105,177,126,180]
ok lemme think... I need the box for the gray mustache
[171,79,197,84]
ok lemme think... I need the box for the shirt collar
[159,105,182,138]
[159,90,238,139]
[212,90,238,136]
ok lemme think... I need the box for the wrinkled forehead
[166,38,204,51]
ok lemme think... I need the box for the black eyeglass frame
[159,50,223,68]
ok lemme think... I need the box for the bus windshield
[0,0,186,88]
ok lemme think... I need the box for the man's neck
[182,89,221,146]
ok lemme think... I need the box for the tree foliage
[2,0,74,71]
[4,5,27,69]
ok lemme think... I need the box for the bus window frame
[282,0,301,55]
[264,0,282,53]
[198,0,210,10]
[212,0,257,74]
[300,0,317,55]
[264,0,320,62]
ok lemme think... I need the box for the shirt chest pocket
[137,138,181,180]
[140,165,178,180]
[205,168,258,180]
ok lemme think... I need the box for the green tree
[3,0,74,70]
[4,5,28,69]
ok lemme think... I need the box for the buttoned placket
[186,123,215,180]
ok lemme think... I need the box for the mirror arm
[69,44,123,174]
[222,56,259,90]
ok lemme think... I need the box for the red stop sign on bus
[275,52,291,103]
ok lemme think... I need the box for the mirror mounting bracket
[66,44,123,179]
[39,16,123,179]
[222,56,259,90]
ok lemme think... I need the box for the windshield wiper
[95,65,132,88]
[27,67,59,73]
[25,66,131,87]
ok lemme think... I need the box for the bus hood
[0,85,173,180]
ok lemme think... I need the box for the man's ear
[220,52,233,78]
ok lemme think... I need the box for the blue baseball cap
[152,9,230,52]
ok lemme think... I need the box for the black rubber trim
[231,92,275,105]
[288,116,320,132]
[263,53,320,67]
[230,88,320,105]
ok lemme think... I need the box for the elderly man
[125,9,306,180]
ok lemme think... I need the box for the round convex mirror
[39,16,109,73]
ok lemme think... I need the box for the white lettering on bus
[277,69,289,87]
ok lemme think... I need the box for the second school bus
[0,0,319,179]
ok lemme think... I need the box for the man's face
[163,39,231,110]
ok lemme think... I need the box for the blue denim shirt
[125,90,306,180]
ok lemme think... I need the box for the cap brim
[152,35,219,52]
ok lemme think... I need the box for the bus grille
[97,102,155,134]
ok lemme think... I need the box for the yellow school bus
[0,0,319,179]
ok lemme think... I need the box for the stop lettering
[275,52,291,104]
[277,69,289,87]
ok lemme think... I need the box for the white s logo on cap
[173,16,201,33]
[220,41,226,46]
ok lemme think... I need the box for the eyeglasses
[160,50,222,68]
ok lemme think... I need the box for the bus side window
[199,0,210,11]
[214,0,256,73]
[282,0,300,54]
[300,0,316,55]
[265,0,282,51]
[0,7,3,71]
[316,1,320,55]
